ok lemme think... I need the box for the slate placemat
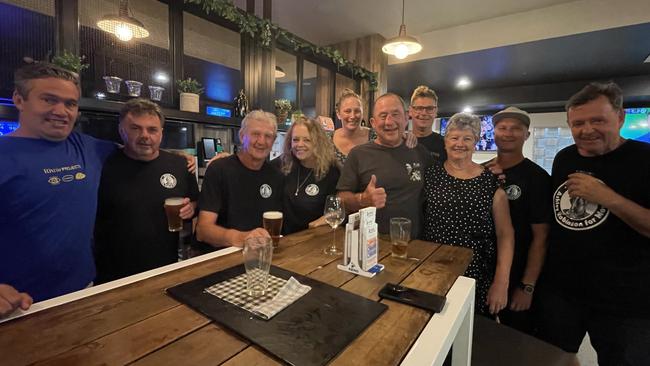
[167,265,388,366]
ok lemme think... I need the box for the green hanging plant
[51,50,89,74]
[186,0,378,90]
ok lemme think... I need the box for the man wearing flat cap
[485,106,551,335]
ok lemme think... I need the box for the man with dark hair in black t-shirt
[537,82,650,366]
[485,106,551,335]
[196,110,283,247]
[408,85,446,162]
[94,99,198,283]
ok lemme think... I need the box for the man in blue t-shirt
[0,63,117,318]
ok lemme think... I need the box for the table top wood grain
[0,227,472,366]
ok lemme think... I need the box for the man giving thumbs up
[337,93,436,237]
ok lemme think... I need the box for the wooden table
[0,227,473,366]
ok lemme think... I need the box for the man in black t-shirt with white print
[537,82,650,366]
[484,106,551,335]
[94,99,198,283]
[196,110,283,247]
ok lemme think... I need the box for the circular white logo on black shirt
[553,181,609,231]
[160,173,177,189]
[505,184,521,200]
[305,184,319,196]
[260,184,272,198]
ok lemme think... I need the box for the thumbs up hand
[361,175,387,208]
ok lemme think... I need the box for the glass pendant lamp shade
[382,0,422,59]
[97,0,149,41]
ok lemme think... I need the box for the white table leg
[401,276,476,366]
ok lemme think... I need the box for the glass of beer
[164,197,184,232]
[390,217,411,259]
[263,211,283,249]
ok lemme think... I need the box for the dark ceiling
[388,22,650,115]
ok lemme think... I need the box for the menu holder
[167,264,387,366]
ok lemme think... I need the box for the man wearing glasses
[408,86,447,161]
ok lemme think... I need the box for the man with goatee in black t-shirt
[94,99,198,283]
[484,106,551,335]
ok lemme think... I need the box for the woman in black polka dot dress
[423,113,514,316]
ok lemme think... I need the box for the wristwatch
[519,282,535,295]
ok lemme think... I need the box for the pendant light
[275,66,286,78]
[382,0,422,60]
[97,0,149,42]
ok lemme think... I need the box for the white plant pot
[179,93,200,113]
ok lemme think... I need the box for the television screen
[439,115,497,151]
[622,108,650,144]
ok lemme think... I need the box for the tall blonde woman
[422,113,515,316]
[274,117,340,234]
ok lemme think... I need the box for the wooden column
[55,0,79,55]
[241,0,274,112]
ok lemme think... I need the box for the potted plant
[274,98,292,123]
[51,50,89,74]
[176,77,204,112]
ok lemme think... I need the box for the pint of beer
[263,211,283,249]
[164,197,184,232]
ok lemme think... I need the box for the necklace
[295,166,314,196]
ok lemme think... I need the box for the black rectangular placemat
[167,265,387,366]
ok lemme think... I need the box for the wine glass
[323,195,345,255]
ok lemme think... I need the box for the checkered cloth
[252,277,311,319]
[204,274,311,320]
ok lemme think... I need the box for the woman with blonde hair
[332,89,375,165]
[274,116,341,234]
[423,112,514,316]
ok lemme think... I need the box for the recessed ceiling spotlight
[462,106,473,113]
[154,72,169,83]
[456,77,471,89]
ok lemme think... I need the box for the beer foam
[263,211,283,219]
[165,197,184,206]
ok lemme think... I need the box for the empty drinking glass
[323,195,345,255]
[243,236,273,297]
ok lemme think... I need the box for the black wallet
[378,283,446,313]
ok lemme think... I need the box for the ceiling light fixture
[97,0,149,42]
[275,66,286,78]
[382,0,422,60]
[462,106,473,113]
[456,77,472,89]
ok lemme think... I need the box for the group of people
[1,62,648,366]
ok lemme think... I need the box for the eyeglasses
[411,105,437,113]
